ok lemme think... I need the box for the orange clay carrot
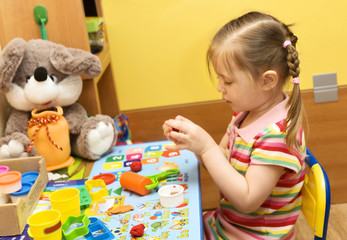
[119,171,153,196]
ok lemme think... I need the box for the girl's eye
[224,81,232,85]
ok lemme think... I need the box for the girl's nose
[217,79,224,93]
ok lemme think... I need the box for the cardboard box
[0,156,48,236]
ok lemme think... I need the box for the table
[87,140,203,239]
[0,140,203,240]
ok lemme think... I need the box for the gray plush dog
[0,38,117,164]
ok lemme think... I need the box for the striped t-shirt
[204,96,306,240]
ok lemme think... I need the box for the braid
[284,33,303,150]
[286,36,300,78]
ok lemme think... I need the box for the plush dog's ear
[0,38,26,93]
[50,44,102,78]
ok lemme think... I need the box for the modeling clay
[130,224,145,237]
[106,204,134,215]
[119,171,152,196]
[119,169,180,196]
[92,173,116,185]
[130,161,142,172]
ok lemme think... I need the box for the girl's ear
[261,70,278,91]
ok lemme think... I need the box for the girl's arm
[164,116,284,213]
[201,144,284,213]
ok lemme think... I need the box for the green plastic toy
[145,169,180,190]
[77,186,92,209]
[62,214,90,240]
[33,5,48,40]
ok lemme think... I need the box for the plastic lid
[86,19,99,33]
[0,171,22,185]
[92,173,116,185]
[21,171,39,184]
[0,166,9,175]
[10,182,33,196]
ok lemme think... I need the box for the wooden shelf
[79,42,119,117]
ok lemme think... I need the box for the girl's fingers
[175,115,193,124]
[165,119,190,134]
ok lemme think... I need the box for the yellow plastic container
[28,209,62,240]
[27,106,74,171]
[85,179,109,202]
[49,188,81,223]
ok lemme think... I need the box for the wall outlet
[313,72,338,103]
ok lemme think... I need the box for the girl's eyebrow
[218,73,233,80]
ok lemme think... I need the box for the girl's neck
[239,92,285,128]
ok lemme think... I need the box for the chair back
[301,149,331,239]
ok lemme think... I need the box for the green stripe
[266,205,302,215]
[208,218,221,240]
[235,169,246,175]
[220,203,261,217]
[251,156,300,171]
[220,203,301,216]
[216,218,231,240]
[270,192,300,198]
[261,133,286,139]
[234,143,252,151]
[236,224,287,238]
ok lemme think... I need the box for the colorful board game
[86,140,203,239]
[0,140,203,240]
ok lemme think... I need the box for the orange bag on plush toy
[26,106,74,171]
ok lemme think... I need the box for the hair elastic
[283,40,292,48]
[292,77,300,84]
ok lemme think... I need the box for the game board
[0,140,203,240]
[86,140,203,240]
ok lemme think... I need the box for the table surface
[86,140,203,239]
[0,141,203,240]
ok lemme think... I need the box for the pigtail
[284,34,303,150]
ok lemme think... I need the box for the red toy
[130,224,145,237]
[130,161,142,172]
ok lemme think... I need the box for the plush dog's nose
[34,67,48,82]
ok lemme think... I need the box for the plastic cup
[158,184,184,208]
[28,209,62,240]
[49,188,80,223]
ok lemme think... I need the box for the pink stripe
[222,207,300,224]
[218,211,265,240]
[231,150,251,163]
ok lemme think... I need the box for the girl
[163,11,306,239]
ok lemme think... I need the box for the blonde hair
[207,11,303,150]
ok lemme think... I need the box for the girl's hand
[162,115,216,156]
[162,119,181,144]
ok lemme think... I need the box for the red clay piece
[130,223,145,237]
[92,173,116,185]
[130,161,142,172]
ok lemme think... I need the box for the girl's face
[215,59,272,114]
